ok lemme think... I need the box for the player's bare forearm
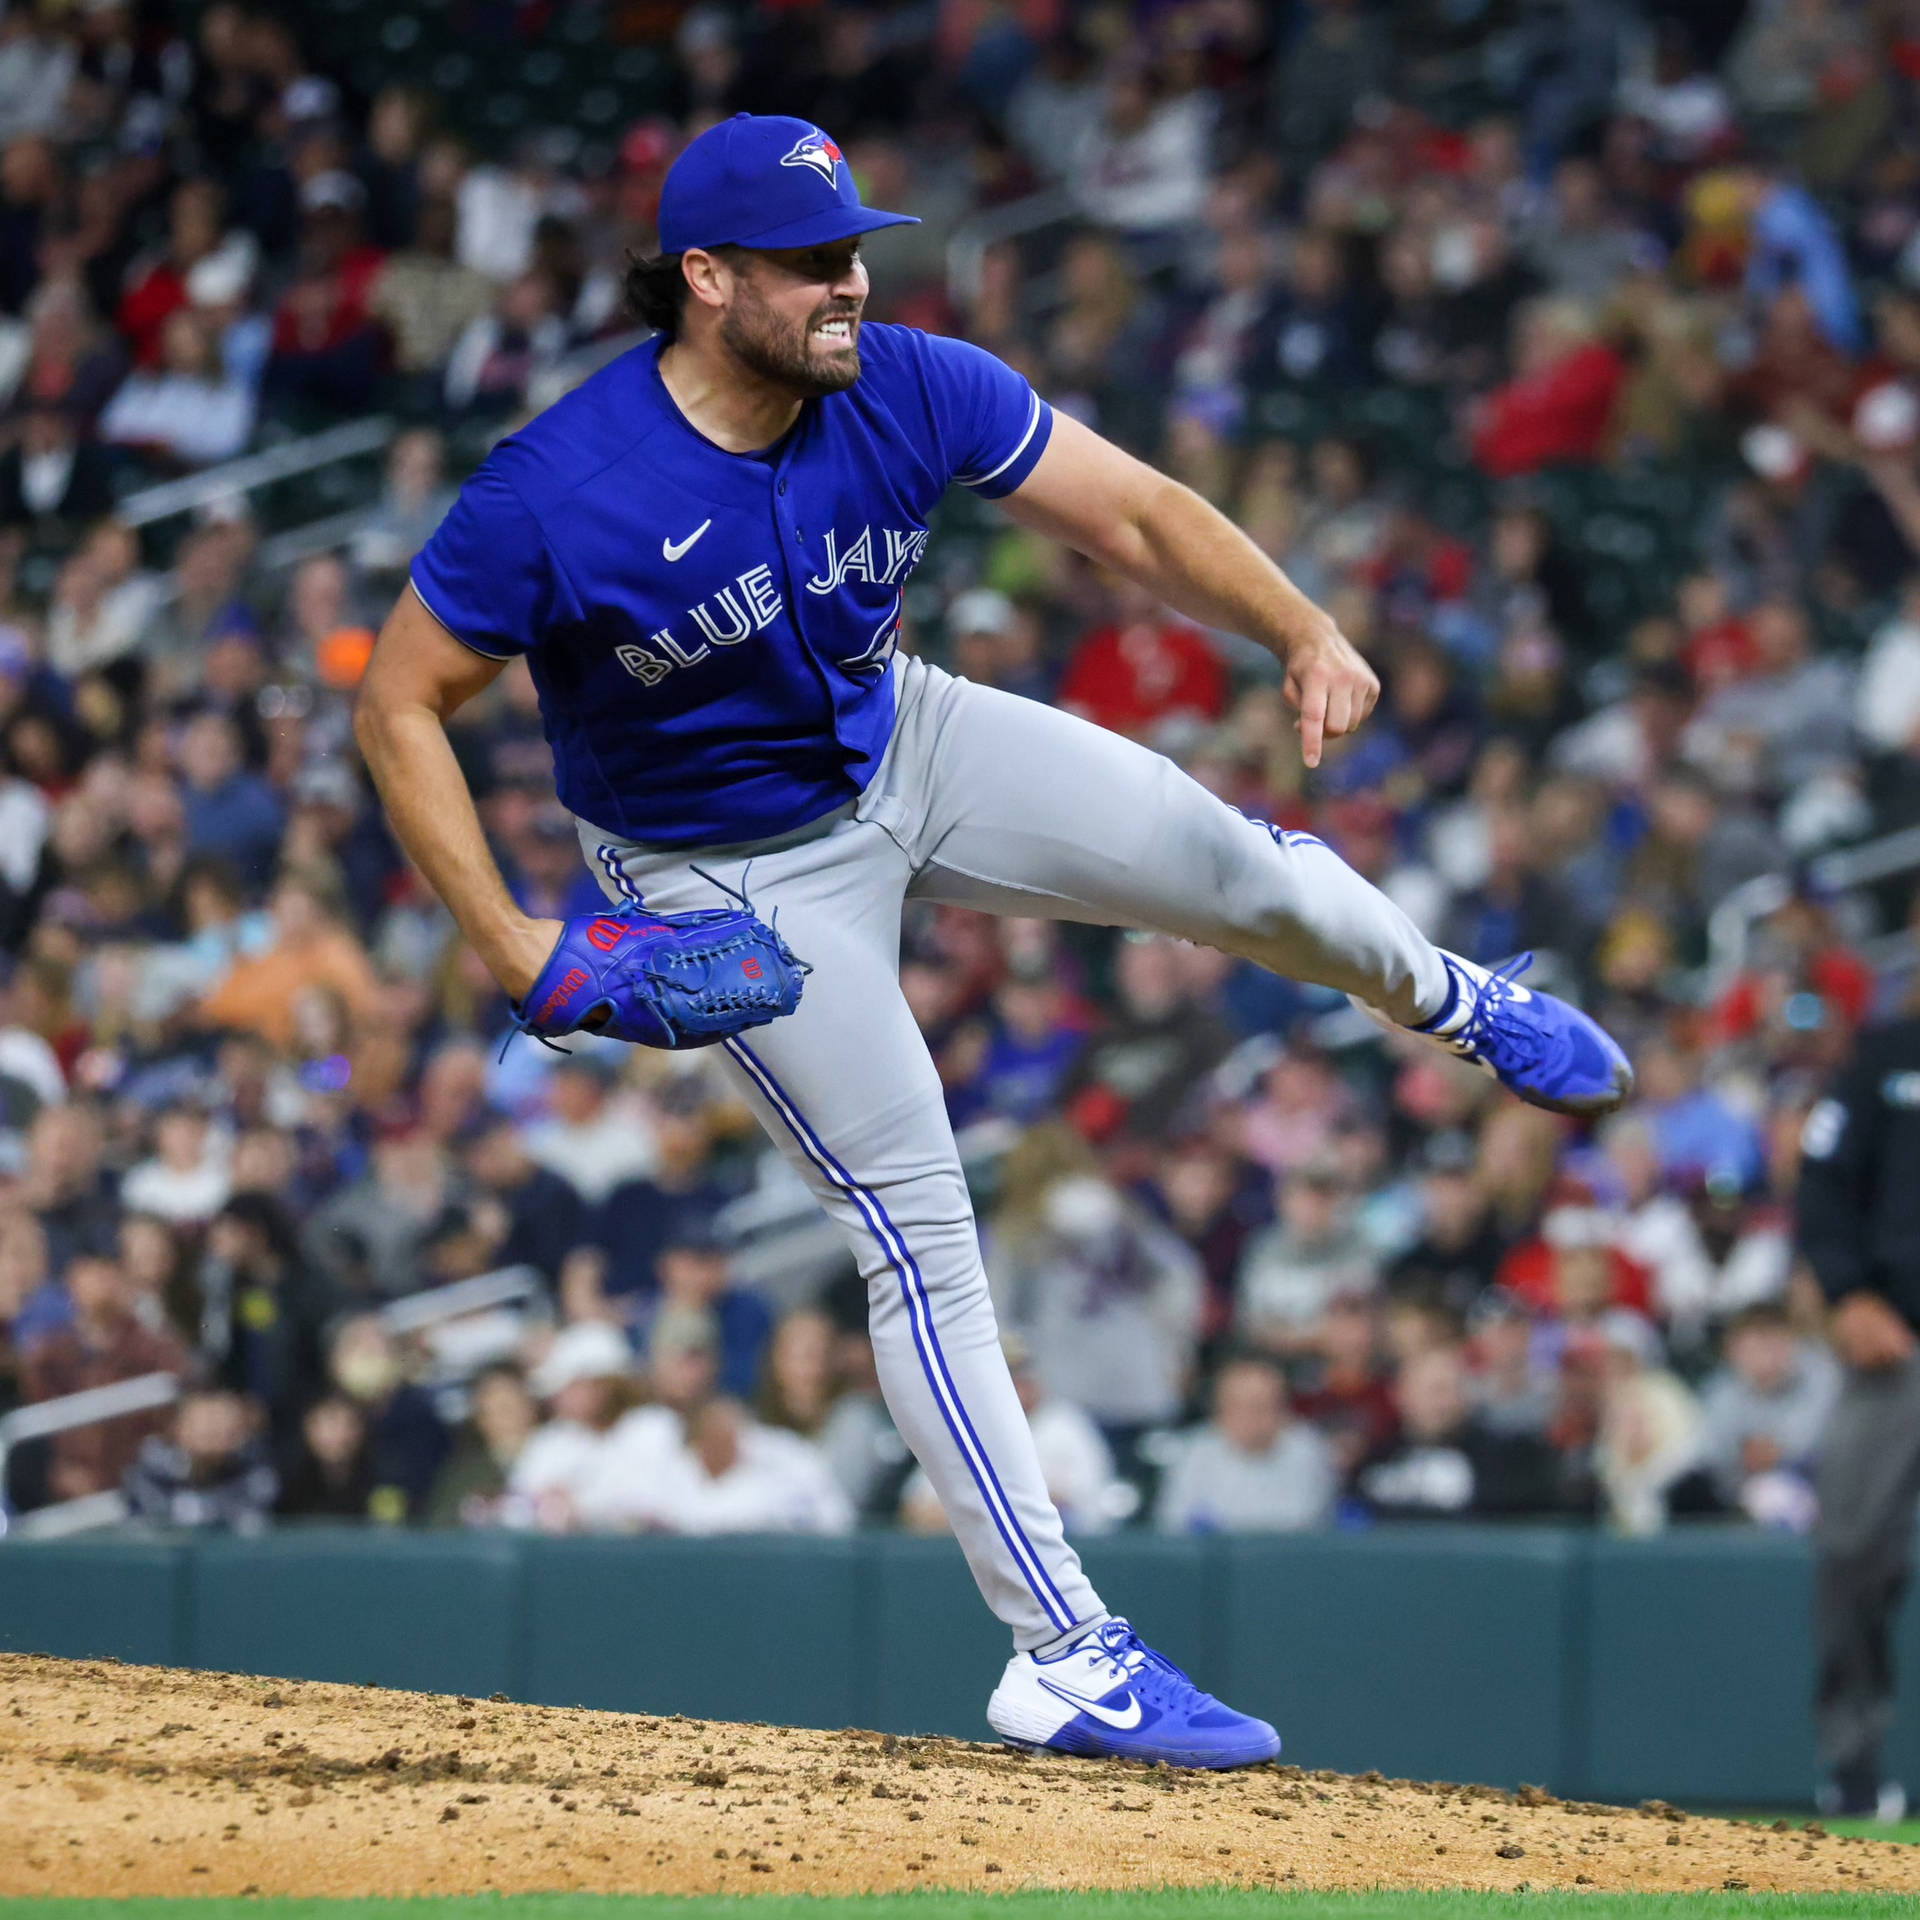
[1001,413,1377,766]
[354,588,560,1000]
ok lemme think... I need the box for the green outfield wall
[2,1524,1915,1806]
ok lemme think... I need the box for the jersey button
[777,479,787,495]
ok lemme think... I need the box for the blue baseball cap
[658,113,920,254]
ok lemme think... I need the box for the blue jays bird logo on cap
[781,128,843,186]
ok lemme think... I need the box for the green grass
[1721,1817,1920,1847]
[0,1896,1915,1920]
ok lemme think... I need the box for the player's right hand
[1282,620,1380,770]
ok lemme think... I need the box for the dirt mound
[1,1654,1913,1897]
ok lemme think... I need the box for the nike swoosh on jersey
[1036,1676,1144,1730]
[662,519,712,562]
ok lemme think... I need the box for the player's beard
[720,276,861,398]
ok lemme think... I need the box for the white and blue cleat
[986,1618,1281,1770]
[1361,949,1634,1119]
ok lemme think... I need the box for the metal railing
[1706,822,1920,991]
[376,1264,546,1336]
[945,188,1077,314]
[0,1371,181,1540]
[117,416,398,530]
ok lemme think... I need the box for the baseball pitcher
[355,114,1633,1769]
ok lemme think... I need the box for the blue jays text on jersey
[410,323,1052,846]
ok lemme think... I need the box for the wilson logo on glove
[504,875,808,1056]
[534,966,591,1024]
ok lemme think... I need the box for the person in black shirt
[1385,1130,1508,1317]
[1354,1342,1566,1521]
[1796,1010,1920,1817]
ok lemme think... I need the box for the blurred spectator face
[1420,1159,1482,1241]
[160,309,215,379]
[289,553,349,647]
[657,1242,729,1306]
[472,1367,537,1459]
[176,1388,248,1468]
[1553,158,1606,229]
[418,1041,487,1141]
[1750,599,1809,673]
[1318,1294,1378,1375]
[170,178,223,262]
[368,88,426,165]
[1309,437,1366,506]
[1,136,55,206]
[1397,1345,1469,1441]
[689,1395,745,1479]
[21,404,75,461]
[154,1106,210,1173]
[28,1103,103,1201]
[1554,1240,1615,1321]
[546,1061,611,1125]
[0,1212,48,1319]
[268,880,329,947]
[1290,231,1344,304]
[178,711,242,793]
[67,1253,129,1328]
[330,1315,402,1406]
[119,1214,177,1302]
[388,429,444,506]
[1280,1164,1346,1241]
[1160,1142,1232,1232]
[651,1334,718,1415]
[769,1308,834,1417]
[1115,936,1183,1019]
[302,1394,366,1470]
[1727,1317,1799,1396]
[995,974,1066,1042]
[553,1372,617,1428]
[467,1120,532,1192]
[1215,1358,1287,1454]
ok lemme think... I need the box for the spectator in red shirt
[1058,577,1227,743]
[118,177,227,370]
[1708,893,1875,1049]
[1470,297,1627,478]
[267,172,387,414]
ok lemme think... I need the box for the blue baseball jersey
[411,323,1052,846]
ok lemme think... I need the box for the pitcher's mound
[0,1654,1912,1897]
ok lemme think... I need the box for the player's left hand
[510,903,808,1052]
[1282,620,1380,770]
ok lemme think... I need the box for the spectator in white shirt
[994,1172,1202,1435]
[1698,1302,1841,1528]
[1854,580,1920,754]
[1155,1353,1336,1534]
[640,1395,853,1536]
[571,1308,721,1527]
[523,1053,656,1205]
[99,307,256,469]
[509,1320,638,1529]
[121,1102,231,1225]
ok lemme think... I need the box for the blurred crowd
[1,0,1918,1545]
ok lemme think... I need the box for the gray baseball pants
[584,655,1446,1647]
[1814,1353,1920,1800]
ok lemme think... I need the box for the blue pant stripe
[597,843,644,908]
[724,1035,1076,1632]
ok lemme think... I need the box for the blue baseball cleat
[986,1618,1281,1770]
[1366,950,1634,1118]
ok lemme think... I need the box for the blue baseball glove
[508,900,807,1052]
